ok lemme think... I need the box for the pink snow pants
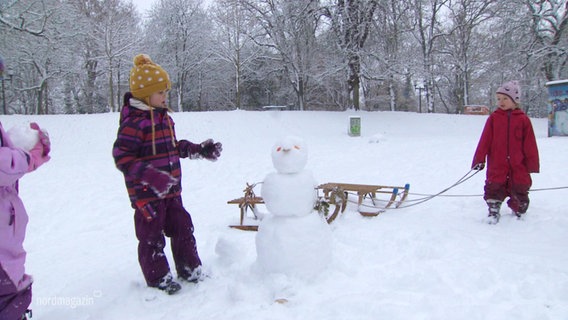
[0,268,31,320]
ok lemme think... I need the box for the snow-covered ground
[3,110,567,320]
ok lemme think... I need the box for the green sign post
[348,116,361,136]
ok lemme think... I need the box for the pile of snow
[368,132,386,143]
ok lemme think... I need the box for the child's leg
[164,197,202,281]
[484,182,507,220]
[134,202,171,287]
[0,268,32,320]
[507,184,530,215]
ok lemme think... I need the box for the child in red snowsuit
[113,54,222,294]
[472,81,540,224]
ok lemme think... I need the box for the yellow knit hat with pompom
[129,54,171,100]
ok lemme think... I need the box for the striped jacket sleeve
[112,118,145,180]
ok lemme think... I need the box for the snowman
[255,136,332,280]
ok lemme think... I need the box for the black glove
[177,139,202,159]
[200,139,222,161]
[472,163,485,171]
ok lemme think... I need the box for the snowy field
[2,110,567,320]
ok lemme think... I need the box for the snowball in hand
[8,124,39,151]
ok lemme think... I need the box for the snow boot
[154,273,182,295]
[514,202,528,219]
[486,199,501,224]
[21,309,32,319]
[179,266,204,284]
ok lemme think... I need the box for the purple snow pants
[0,268,31,320]
[134,196,201,287]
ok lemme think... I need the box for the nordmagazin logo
[36,290,102,309]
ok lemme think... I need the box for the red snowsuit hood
[472,108,539,186]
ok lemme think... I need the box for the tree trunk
[348,53,361,110]
[108,62,115,112]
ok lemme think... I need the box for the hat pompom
[133,54,154,67]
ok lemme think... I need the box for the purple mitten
[30,122,50,156]
[28,140,51,171]
[177,139,202,159]
[141,166,178,198]
[200,139,222,161]
[136,200,158,222]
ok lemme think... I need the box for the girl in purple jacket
[112,54,222,295]
[0,122,50,320]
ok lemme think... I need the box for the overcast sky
[132,0,156,15]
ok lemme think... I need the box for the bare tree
[0,0,56,114]
[409,0,450,113]
[145,0,211,111]
[365,0,415,112]
[95,0,140,112]
[240,0,323,111]
[522,0,568,81]
[0,0,50,37]
[442,0,499,112]
[1,0,566,115]
[323,0,378,111]
[211,0,261,109]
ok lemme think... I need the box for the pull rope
[353,172,567,210]
[394,169,481,209]
[530,186,568,191]
[350,169,482,210]
[407,185,568,198]
[409,192,482,197]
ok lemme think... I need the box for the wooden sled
[315,185,348,223]
[227,182,410,230]
[317,182,410,217]
[227,182,348,230]
[227,183,263,231]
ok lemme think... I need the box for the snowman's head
[271,136,308,174]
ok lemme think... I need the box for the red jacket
[472,108,539,186]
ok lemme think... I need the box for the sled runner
[227,181,410,230]
[314,184,348,223]
[317,182,410,217]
